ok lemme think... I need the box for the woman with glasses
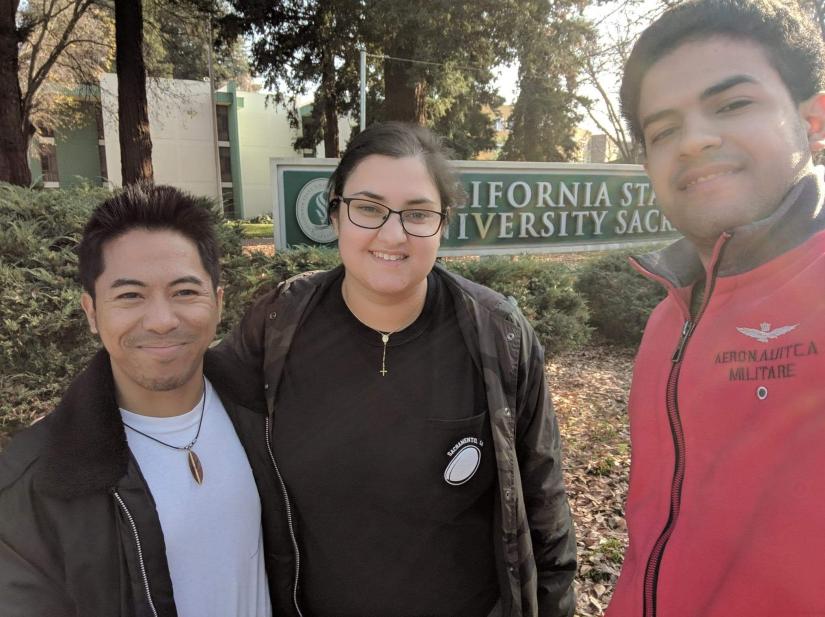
[211,122,576,617]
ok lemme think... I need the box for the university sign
[271,159,679,255]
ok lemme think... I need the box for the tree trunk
[413,81,427,125]
[115,0,153,185]
[383,56,427,124]
[0,0,32,186]
[320,45,339,157]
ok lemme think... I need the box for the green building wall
[28,106,101,187]
[55,111,102,187]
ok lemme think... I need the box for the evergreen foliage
[217,0,588,159]
[143,0,255,87]
[501,0,591,162]
[445,257,591,356]
[0,186,665,440]
[575,250,666,345]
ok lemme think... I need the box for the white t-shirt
[121,378,271,617]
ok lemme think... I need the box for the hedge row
[0,185,666,436]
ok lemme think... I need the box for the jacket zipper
[265,414,304,617]
[641,253,725,617]
[112,490,159,617]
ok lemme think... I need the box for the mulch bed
[550,344,633,616]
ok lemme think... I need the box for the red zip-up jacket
[606,172,825,617]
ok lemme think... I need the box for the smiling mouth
[682,169,737,189]
[135,342,188,352]
[371,251,406,262]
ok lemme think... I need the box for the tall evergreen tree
[219,0,362,157]
[219,0,527,158]
[502,0,590,162]
[365,1,516,126]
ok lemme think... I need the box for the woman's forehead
[344,155,440,202]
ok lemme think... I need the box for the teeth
[686,170,734,187]
[372,251,405,261]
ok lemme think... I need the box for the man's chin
[136,371,199,393]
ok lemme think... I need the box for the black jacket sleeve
[208,286,280,411]
[515,321,577,617]
[0,471,74,617]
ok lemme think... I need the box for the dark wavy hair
[621,0,825,146]
[78,183,220,298]
[326,121,464,220]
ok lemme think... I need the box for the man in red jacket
[606,1,825,616]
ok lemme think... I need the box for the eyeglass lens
[346,199,443,237]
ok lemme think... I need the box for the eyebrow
[700,74,757,100]
[110,278,145,289]
[349,190,437,206]
[641,74,759,132]
[108,276,205,289]
[170,276,205,287]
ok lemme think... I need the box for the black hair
[78,183,221,298]
[621,0,825,146]
[326,121,464,221]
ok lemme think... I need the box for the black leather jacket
[0,350,281,617]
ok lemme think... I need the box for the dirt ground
[549,345,634,616]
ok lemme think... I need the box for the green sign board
[272,159,679,255]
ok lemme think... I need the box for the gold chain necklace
[340,281,417,377]
[122,378,207,485]
[376,330,395,376]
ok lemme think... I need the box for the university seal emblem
[296,178,337,244]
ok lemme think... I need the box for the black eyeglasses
[333,197,446,238]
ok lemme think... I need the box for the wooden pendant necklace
[122,377,207,485]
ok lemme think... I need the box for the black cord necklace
[122,377,207,485]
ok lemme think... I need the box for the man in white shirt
[0,183,276,616]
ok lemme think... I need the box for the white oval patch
[444,445,481,486]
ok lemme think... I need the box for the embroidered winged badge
[736,322,799,343]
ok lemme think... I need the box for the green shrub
[0,182,598,437]
[220,245,340,335]
[575,250,666,346]
[444,256,590,356]
[1,184,110,436]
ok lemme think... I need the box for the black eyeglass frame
[330,196,447,238]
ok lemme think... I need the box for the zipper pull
[671,319,693,363]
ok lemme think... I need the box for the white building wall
[99,73,221,201]
[234,94,302,219]
[98,74,352,219]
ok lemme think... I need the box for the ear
[799,92,825,152]
[80,292,98,335]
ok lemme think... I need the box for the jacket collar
[36,348,252,499]
[634,170,825,288]
[35,349,129,499]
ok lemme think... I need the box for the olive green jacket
[208,264,576,617]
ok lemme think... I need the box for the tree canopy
[219,0,591,160]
